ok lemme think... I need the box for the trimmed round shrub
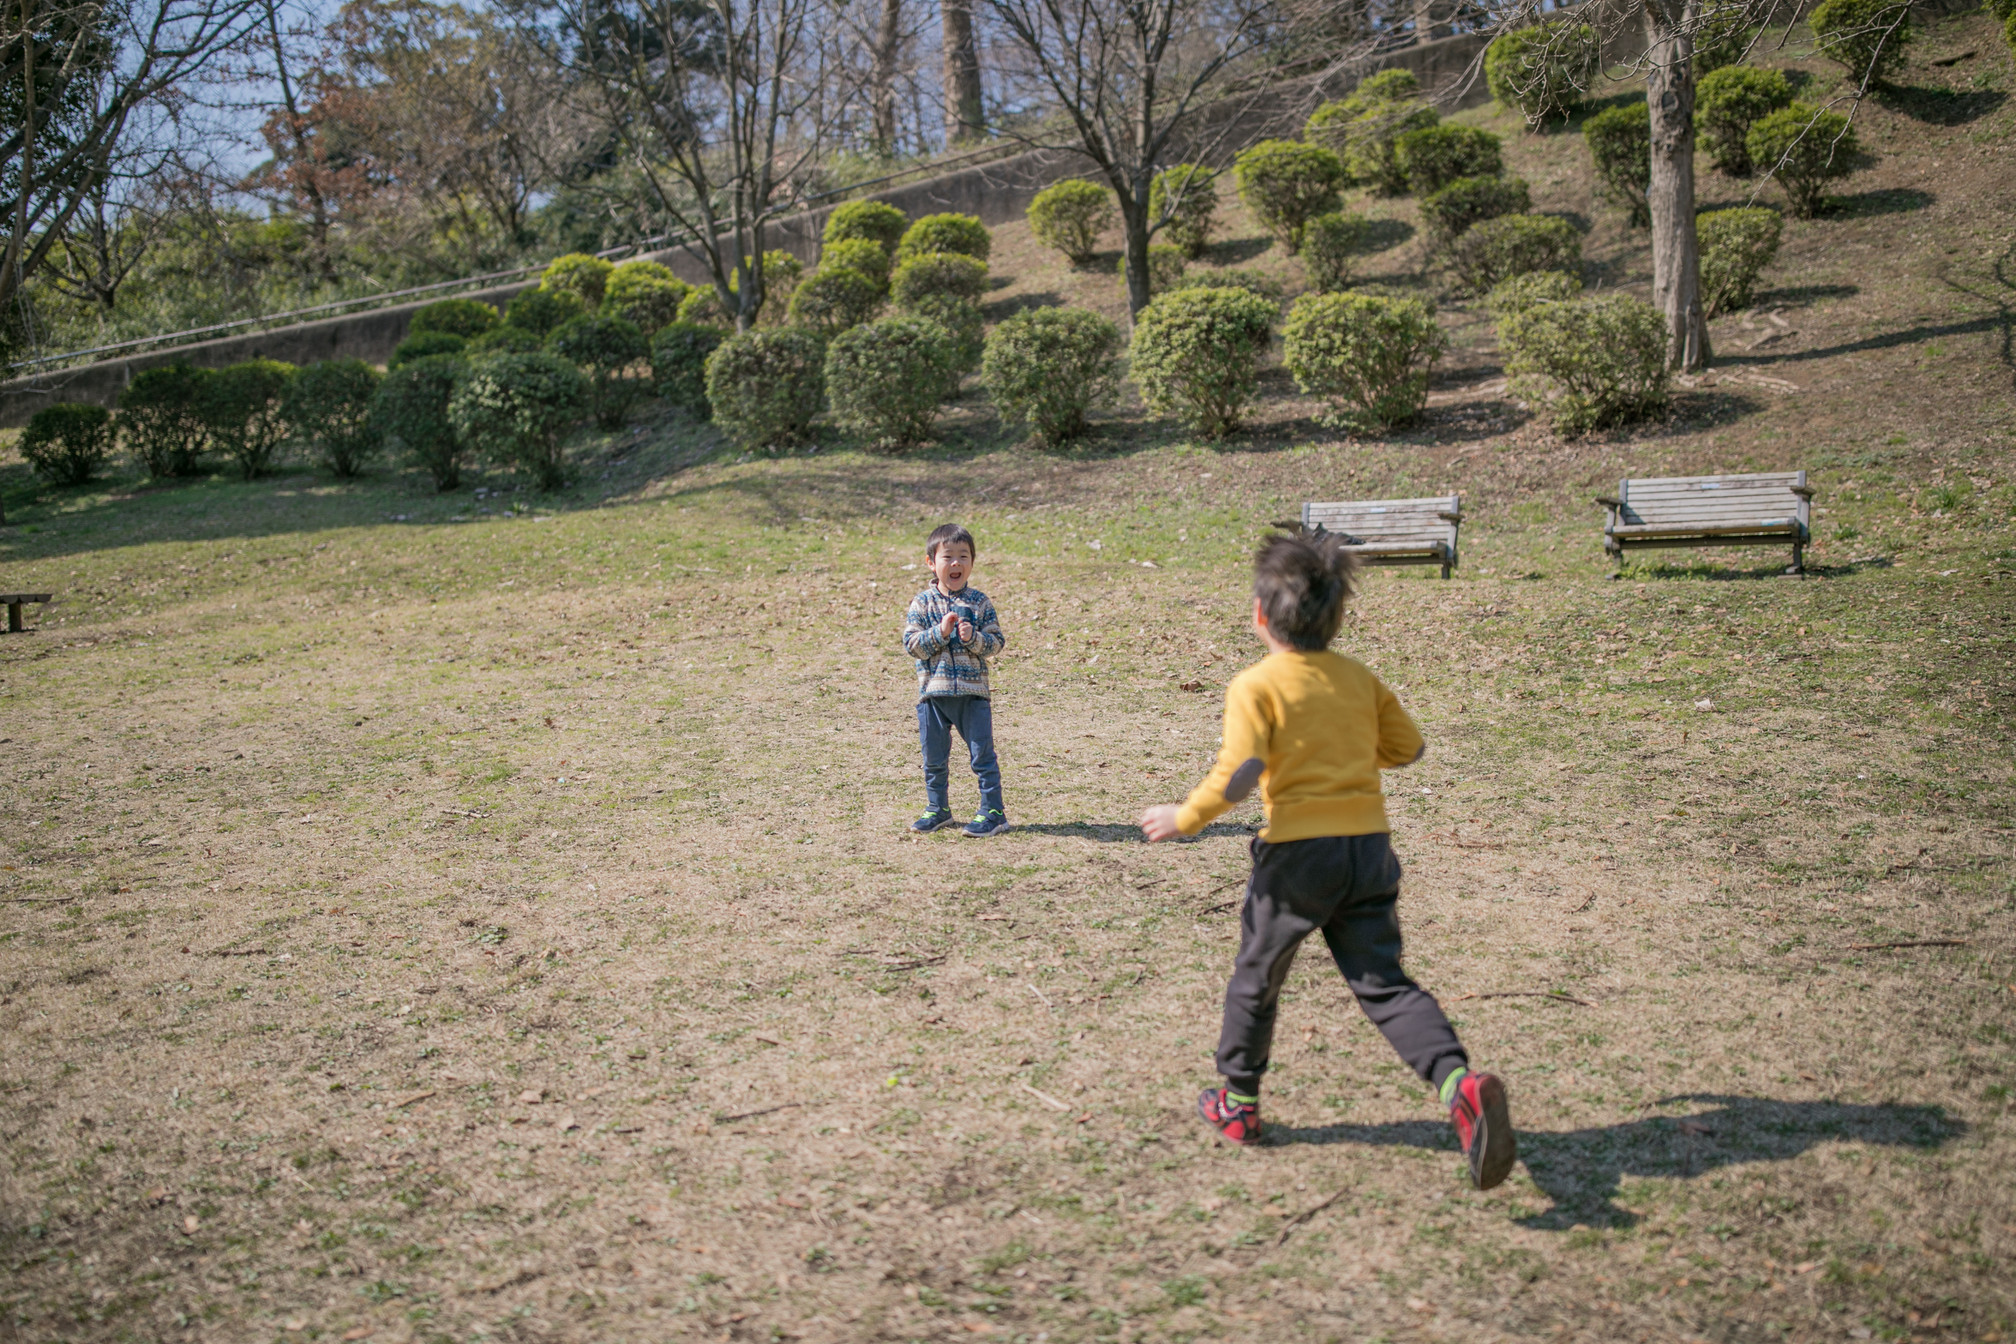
[1500,293,1669,436]
[117,363,213,477]
[448,351,587,489]
[1027,180,1114,265]
[895,214,990,267]
[283,358,382,477]
[704,328,826,450]
[1584,104,1651,227]
[1302,99,1356,160]
[896,293,984,373]
[1486,22,1599,128]
[1151,164,1218,258]
[390,330,466,369]
[1697,206,1783,316]
[1694,4,1762,74]
[407,298,498,340]
[1282,292,1447,431]
[823,200,908,255]
[1995,0,2016,23]
[1696,65,1794,176]
[1311,70,1436,193]
[1233,140,1346,254]
[371,354,467,491]
[788,266,886,337]
[1421,175,1531,247]
[1302,212,1368,292]
[1485,269,1583,321]
[980,306,1123,446]
[1446,213,1582,295]
[1746,103,1861,217]
[1397,125,1504,197]
[819,238,892,289]
[2006,9,2016,60]
[505,287,584,338]
[540,252,614,309]
[825,317,960,448]
[1809,0,1913,86]
[19,403,113,485]
[650,322,725,417]
[890,251,988,308]
[1167,268,1285,305]
[468,326,542,355]
[202,358,296,480]
[1119,244,1187,297]
[547,314,649,429]
[604,260,690,336]
[1128,286,1278,439]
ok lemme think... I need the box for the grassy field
[2,14,2013,1344]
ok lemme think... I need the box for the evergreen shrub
[1446,213,1581,294]
[1697,206,1783,315]
[604,260,690,335]
[1120,244,1188,296]
[283,358,382,477]
[788,267,885,337]
[1694,3,1762,73]
[117,363,213,477]
[896,293,984,373]
[1499,293,1669,436]
[1150,165,1218,257]
[1167,268,1285,305]
[1584,103,1651,227]
[650,323,725,416]
[677,287,734,330]
[372,354,467,491]
[540,253,614,309]
[890,251,988,307]
[979,307,1123,446]
[895,214,991,266]
[390,330,466,368]
[819,238,892,288]
[547,314,649,428]
[1396,125,1503,197]
[704,329,826,451]
[1745,103,1860,216]
[203,358,296,480]
[1233,140,1346,253]
[1301,212,1367,292]
[407,298,498,339]
[1696,65,1794,176]
[448,351,587,489]
[1327,70,1438,194]
[823,200,909,254]
[1127,286,1277,438]
[1486,22,1599,128]
[505,287,584,337]
[19,403,113,485]
[468,326,541,355]
[1027,180,1114,264]
[1282,291,1447,431]
[1485,269,1583,320]
[1809,0,1913,85]
[1421,175,1531,247]
[824,318,960,448]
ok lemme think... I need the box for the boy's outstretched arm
[1374,678,1426,768]
[1142,681,1269,841]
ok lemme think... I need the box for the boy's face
[930,541,974,592]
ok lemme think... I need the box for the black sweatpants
[1216,832,1467,1098]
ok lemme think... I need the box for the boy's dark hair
[1253,532,1360,650]
[926,523,976,559]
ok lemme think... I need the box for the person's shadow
[1268,1093,1961,1229]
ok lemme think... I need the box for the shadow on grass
[1875,83,2007,125]
[1359,218,1416,255]
[1011,821,1254,843]
[1203,235,1277,266]
[1268,1094,1962,1228]
[1747,283,1859,308]
[1827,187,1936,219]
[1720,312,2003,366]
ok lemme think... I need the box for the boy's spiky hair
[926,523,976,559]
[1253,532,1360,651]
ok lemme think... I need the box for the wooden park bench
[2,593,52,633]
[1595,471,1814,575]
[1279,495,1464,579]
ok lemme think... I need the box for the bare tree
[869,0,902,151]
[44,163,177,319]
[940,0,980,145]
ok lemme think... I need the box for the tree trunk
[871,0,903,155]
[941,0,982,147]
[1119,185,1151,317]
[1644,1,1709,371]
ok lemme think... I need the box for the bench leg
[6,602,21,634]
[1440,561,1451,580]
[1789,541,1804,576]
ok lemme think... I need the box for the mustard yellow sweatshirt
[1174,650,1424,841]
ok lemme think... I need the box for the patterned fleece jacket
[902,583,1006,698]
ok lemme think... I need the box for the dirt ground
[1,14,2013,1344]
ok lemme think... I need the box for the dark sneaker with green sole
[910,809,955,833]
[962,809,1009,837]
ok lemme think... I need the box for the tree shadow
[1720,312,2000,366]
[1746,283,1859,308]
[1268,1094,1962,1228]
[1669,387,1766,429]
[1827,187,1936,219]
[1875,83,2007,125]
[1359,218,1415,254]
[1203,235,1276,266]
[1009,821,1254,843]
[984,290,1067,321]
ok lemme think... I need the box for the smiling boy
[901,524,1009,836]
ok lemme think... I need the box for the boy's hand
[958,619,974,644]
[1139,804,1183,842]
[938,611,960,637]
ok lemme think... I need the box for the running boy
[902,524,1009,837]
[1140,533,1514,1188]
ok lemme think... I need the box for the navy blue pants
[917,695,1004,816]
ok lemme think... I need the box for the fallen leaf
[392,1090,435,1110]
[1793,1260,1818,1274]
[518,1090,542,1105]
[182,1215,200,1234]
[1178,680,1204,692]
[1799,1072,1817,1082]
[284,1319,307,1332]
[556,1112,579,1131]
[342,1329,375,1341]
[144,1185,168,1205]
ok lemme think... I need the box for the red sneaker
[1449,1072,1515,1189]
[1197,1087,1263,1146]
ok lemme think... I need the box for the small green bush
[1150,165,1218,258]
[819,238,892,288]
[788,266,886,337]
[604,260,690,336]
[890,251,988,308]
[1233,140,1346,254]
[704,328,826,450]
[1584,104,1651,228]
[1697,206,1783,315]
[390,330,466,369]
[1302,99,1356,160]
[283,358,382,477]
[1746,102,1861,217]
[677,287,734,330]
[824,317,960,448]
[896,293,984,373]
[407,297,498,339]
[1396,125,1503,197]
[1500,292,1669,436]
[747,251,804,326]
[371,354,467,490]
[980,306,1123,446]
[1128,286,1277,439]
[1486,21,1598,128]
[1694,4,1762,74]
[505,287,585,337]
[1994,0,2016,23]
[2005,9,2016,59]
[547,314,649,429]
[1119,244,1188,296]
[1301,212,1368,292]
[19,403,113,485]
[1343,88,1439,195]
[1485,269,1583,321]
[203,358,296,480]
[1282,291,1447,431]
[1028,180,1115,264]
[1446,213,1582,295]
[649,322,725,417]
[1166,268,1284,305]
[823,200,909,254]
[540,252,614,309]
[895,214,991,267]
[116,363,213,477]
[468,326,542,355]
[1421,175,1531,247]
[1809,0,1913,86]
[1696,65,1794,176]
[448,351,587,489]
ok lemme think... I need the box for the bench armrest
[1593,495,1623,508]
[1270,519,1303,531]
[1789,485,1816,498]
[1436,510,1462,523]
